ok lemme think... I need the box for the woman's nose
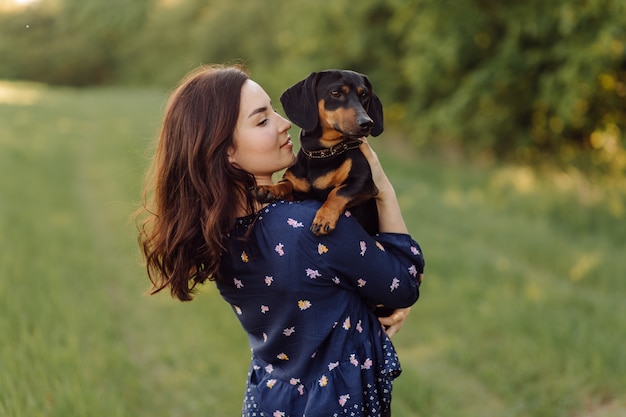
[279,114,292,132]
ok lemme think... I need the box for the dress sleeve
[318,211,425,309]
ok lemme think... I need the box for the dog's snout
[358,117,373,131]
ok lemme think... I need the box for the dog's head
[280,70,384,138]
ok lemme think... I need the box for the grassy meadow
[0,81,624,417]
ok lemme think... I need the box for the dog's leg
[311,187,351,235]
[253,169,312,203]
[252,179,294,203]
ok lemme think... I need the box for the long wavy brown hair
[137,65,258,301]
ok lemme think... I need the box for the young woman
[138,64,425,417]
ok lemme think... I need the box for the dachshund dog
[254,69,384,235]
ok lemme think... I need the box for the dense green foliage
[1,81,624,417]
[0,0,624,165]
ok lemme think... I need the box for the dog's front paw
[252,186,278,203]
[311,197,349,235]
[311,211,339,235]
[251,182,294,203]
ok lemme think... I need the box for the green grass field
[1,81,624,417]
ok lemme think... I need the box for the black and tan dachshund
[254,69,384,235]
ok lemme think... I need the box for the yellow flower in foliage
[277,353,289,361]
[241,251,249,263]
[317,244,328,254]
[298,300,312,310]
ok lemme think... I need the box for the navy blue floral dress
[217,200,424,417]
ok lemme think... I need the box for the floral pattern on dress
[217,200,425,417]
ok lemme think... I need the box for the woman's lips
[281,137,293,149]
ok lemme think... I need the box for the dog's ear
[363,75,384,137]
[368,93,384,137]
[280,72,320,132]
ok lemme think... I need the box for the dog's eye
[330,90,342,98]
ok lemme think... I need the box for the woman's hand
[378,307,412,338]
[359,137,394,198]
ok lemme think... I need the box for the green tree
[388,0,625,170]
[1,0,623,170]
[0,0,153,85]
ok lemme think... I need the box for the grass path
[1,82,624,416]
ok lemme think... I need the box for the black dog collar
[301,138,364,159]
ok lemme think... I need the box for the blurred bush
[1,0,624,171]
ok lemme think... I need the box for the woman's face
[230,80,295,185]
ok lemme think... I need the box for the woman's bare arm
[359,138,408,234]
[360,138,425,336]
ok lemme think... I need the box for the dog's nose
[358,117,373,130]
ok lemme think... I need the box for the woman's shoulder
[258,199,321,220]
[257,199,368,238]
[255,199,320,229]
[235,199,367,241]
[231,200,321,234]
